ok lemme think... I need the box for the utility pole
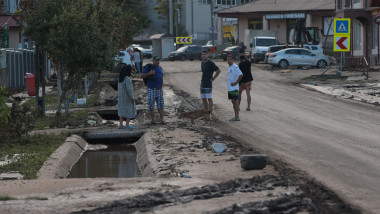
[175,0,179,37]
[169,0,173,35]
[211,0,214,47]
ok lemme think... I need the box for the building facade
[335,0,380,65]
[1,0,24,49]
[137,0,257,45]
[216,0,335,49]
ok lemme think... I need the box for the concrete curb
[37,135,88,179]
[134,132,158,177]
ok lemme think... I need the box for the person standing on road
[200,50,221,112]
[140,56,165,125]
[227,55,243,121]
[133,48,142,74]
[118,64,137,129]
[238,42,247,56]
[238,55,253,111]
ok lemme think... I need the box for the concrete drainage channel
[37,130,145,179]
[28,83,360,214]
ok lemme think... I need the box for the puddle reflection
[67,145,140,178]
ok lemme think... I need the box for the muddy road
[162,59,380,214]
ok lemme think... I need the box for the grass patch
[23,87,100,111]
[33,110,91,130]
[0,134,69,179]
[0,195,17,201]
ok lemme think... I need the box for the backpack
[143,63,153,86]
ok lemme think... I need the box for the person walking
[118,64,137,129]
[133,48,142,74]
[140,56,165,125]
[200,50,221,112]
[238,55,253,111]
[227,55,243,121]
[238,42,247,56]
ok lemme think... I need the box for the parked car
[268,48,331,69]
[169,45,203,61]
[130,44,152,59]
[114,50,134,72]
[302,44,325,55]
[264,45,297,63]
[202,40,217,52]
[115,50,132,66]
[220,46,240,61]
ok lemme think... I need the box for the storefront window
[354,19,362,50]
[248,19,263,30]
[222,18,238,45]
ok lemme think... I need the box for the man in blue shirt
[141,56,165,124]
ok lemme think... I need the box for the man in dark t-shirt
[238,55,253,111]
[238,42,247,56]
[200,50,221,112]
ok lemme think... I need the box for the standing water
[67,145,140,178]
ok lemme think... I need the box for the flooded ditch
[67,144,141,179]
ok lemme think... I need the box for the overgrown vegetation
[17,0,147,120]
[0,88,37,140]
[0,134,68,179]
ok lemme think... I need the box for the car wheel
[234,54,239,61]
[180,55,186,61]
[170,58,175,61]
[252,57,258,64]
[278,60,288,69]
[317,60,327,68]
[189,58,194,61]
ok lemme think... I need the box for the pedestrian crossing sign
[334,18,350,35]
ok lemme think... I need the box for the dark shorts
[228,90,239,100]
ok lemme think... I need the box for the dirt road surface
[163,59,380,214]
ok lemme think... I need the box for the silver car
[268,48,331,69]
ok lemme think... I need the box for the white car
[302,44,325,55]
[268,48,331,69]
[114,50,133,67]
[131,44,152,59]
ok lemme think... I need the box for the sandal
[151,121,157,125]
[160,121,167,125]
[246,108,251,111]
[229,118,240,121]
[120,126,134,130]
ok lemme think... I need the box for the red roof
[0,15,22,28]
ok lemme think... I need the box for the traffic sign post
[176,37,192,44]
[334,18,351,75]
[333,35,350,52]
[334,18,350,35]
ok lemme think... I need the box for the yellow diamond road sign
[176,37,192,44]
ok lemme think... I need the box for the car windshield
[256,39,277,46]
[206,41,213,45]
[270,46,283,52]
[225,46,238,51]
[177,46,188,52]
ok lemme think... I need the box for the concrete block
[240,154,268,170]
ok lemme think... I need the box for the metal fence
[0,49,51,89]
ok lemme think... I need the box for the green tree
[23,0,144,119]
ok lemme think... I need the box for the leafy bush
[0,87,10,125]
[7,103,36,137]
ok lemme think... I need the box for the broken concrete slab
[240,154,268,170]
